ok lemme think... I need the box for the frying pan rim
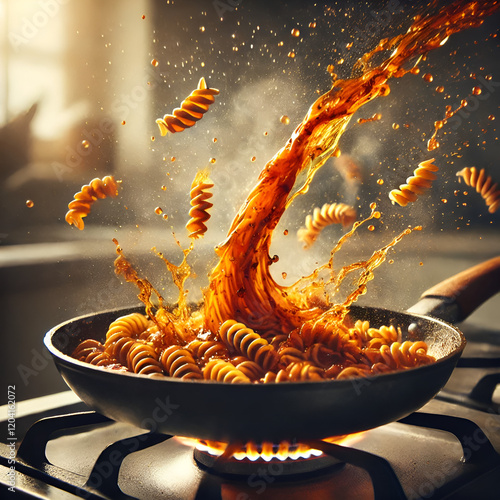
[44,303,467,389]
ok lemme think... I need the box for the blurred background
[0,0,498,399]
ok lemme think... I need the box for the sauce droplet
[309,21,317,28]
[209,157,216,164]
[423,73,433,82]
[291,28,300,37]
[81,140,90,149]
[288,51,296,58]
[377,179,384,185]
[151,58,159,67]
[26,199,34,208]
[472,86,482,95]
[368,225,375,231]
[280,115,290,125]
[155,207,163,215]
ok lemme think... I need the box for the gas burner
[193,439,343,476]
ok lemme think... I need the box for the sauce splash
[202,0,499,336]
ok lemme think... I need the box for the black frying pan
[44,257,500,443]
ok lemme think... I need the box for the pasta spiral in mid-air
[456,166,500,213]
[156,77,219,135]
[186,169,214,239]
[297,202,357,249]
[389,158,438,207]
[65,175,119,230]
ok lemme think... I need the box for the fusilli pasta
[72,312,435,384]
[219,320,279,372]
[186,169,214,239]
[389,158,438,206]
[156,77,219,135]
[65,175,119,230]
[456,166,500,213]
[297,202,357,248]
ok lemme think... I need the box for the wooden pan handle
[410,256,500,322]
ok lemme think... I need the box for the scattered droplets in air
[472,86,482,95]
[423,73,433,82]
[209,157,216,164]
[151,58,159,67]
[26,200,34,208]
[280,115,290,125]
[291,28,300,37]
[155,207,163,215]
[288,51,296,58]
[81,140,90,149]
[392,123,400,130]
[435,85,445,93]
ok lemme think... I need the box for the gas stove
[1,321,499,500]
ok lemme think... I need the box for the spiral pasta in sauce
[456,166,500,214]
[72,312,435,383]
[156,77,219,135]
[389,159,438,207]
[297,202,357,248]
[186,169,214,239]
[65,176,119,230]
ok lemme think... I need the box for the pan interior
[346,305,465,361]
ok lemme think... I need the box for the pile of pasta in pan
[72,311,435,382]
